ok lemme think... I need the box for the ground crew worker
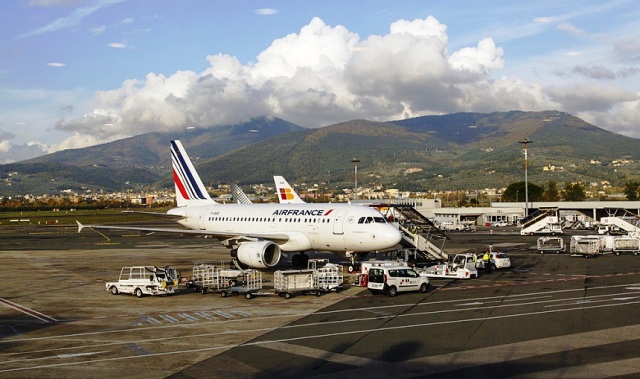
[482,251,491,274]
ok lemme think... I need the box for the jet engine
[232,241,281,268]
[357,252,370,260]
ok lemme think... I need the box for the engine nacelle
[233,241,281,268]
[357,252,370,260]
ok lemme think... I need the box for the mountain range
[1,111,638,196]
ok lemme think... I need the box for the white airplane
[77,140,402,270]
[274,175,305,204]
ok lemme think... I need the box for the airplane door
[332,209,347,235]
[199,211,207,230]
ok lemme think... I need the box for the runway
[1,224,639,378]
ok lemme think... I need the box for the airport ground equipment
[106,266,179,297]
[569,235,602,258]
[612,236,640,256]
[600,215,640,237]
[189,261,264,298]
[520,207,563,236]
[418,253,478,279]
[274,259,343,299]
[190,262,243,293]
[537,236,565,253]
[373,204,449,262]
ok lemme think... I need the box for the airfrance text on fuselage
[271,209,333,216]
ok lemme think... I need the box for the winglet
[76,220,85,233]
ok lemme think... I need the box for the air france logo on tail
[170,140,209,201]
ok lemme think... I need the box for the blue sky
[1,0,639,163]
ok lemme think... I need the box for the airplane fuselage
[168,202,401,253]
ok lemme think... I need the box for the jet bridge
[373,204,449,262]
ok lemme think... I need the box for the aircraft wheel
[292,255,301,267]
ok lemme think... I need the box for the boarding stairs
[379,205,449,262]
[520,208,559,235]
[601,212,640,237]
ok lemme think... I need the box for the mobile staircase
[520,207,562,235]
[376,204,449,262]
[600,211,640,237]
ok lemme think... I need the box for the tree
[501,181,543,202]
[561,182,586,201]
[542,180,560,201]
[623,181,640,201]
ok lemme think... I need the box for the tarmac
[1,223,640,378]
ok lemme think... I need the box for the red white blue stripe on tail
[170,140,215,207]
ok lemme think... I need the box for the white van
[367,266,430,297]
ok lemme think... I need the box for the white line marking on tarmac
[0,298,57,323]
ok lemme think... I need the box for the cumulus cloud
[52,15,640,151]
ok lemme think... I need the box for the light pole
[351,158,360,200]
[518,138,533,217]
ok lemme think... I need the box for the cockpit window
[374,217,386,223]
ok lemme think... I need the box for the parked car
[492,221,508,227]
[490,252,511,269]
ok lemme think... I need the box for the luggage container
[569,235,601,258]
[274,259,344,299]
[537,236,565,254]
[612,236,640,256]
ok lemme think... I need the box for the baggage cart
[537,236,565,254]
[273,269,318,299]
[219,269,266,299]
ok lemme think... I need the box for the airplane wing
[121,210,185,218]
[76,221,291,244]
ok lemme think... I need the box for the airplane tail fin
[170,140,216,207]
[274,176,305,204]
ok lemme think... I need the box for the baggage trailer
[309,259,344,293]
[612,237,640,256]
[189,262,243,294]
[274,259,344,299]
[219,269,265,299]
[569,235,601,258]
[537,236,565,254]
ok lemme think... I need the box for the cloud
[556,23,588,38]
[108,42,127,48]
[22,0,126,38]
[254,8,278,16]
[47,62,66,67]
[52,15,640,151]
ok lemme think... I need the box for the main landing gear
[291,253,310,267]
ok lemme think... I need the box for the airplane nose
[382,225,402,245]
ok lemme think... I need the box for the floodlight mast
[518,138,533,217]
[351,158,360,200]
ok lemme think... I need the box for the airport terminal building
[362,198,640,227]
